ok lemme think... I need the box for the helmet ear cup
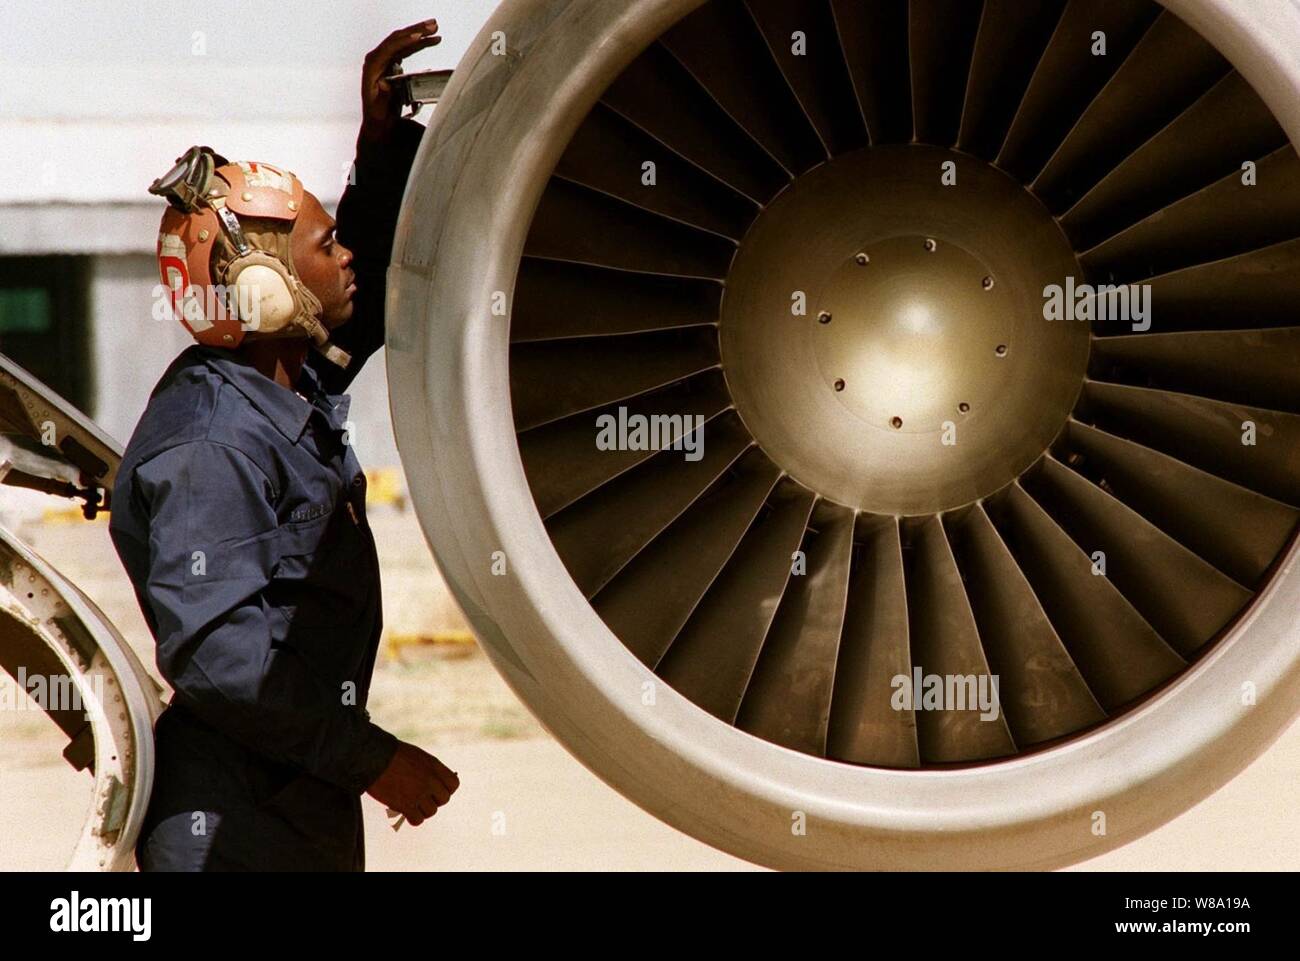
[226,254,298,333]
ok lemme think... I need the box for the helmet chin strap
[310,337,353,370]
[290,283,353,369]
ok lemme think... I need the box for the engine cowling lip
[387,0,1300,869]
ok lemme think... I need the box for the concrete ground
[1,496,1296,871]
[359,713,1300,872]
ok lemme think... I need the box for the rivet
[207,188,219,197]
[222,334,235,343]
[982,276,995,291]
[242,191,253,202]
[834,379,846,392]
[995,344,1008,357]
[198,229,210,242]
[923,238,937,252]
[959,402,971,414]
[287,200,298,211]
[818,311,832,325]
[890,416,904,430]
[855,252,870,266]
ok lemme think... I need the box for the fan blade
[1033,10,1229,213]
[556,103,758,240]
[663,0,825,175]
[958,0,1067,160]
[593,448,782,667]
[526,177,736,279]
[829,0,912,144]
[1083,380,1300,507]
[602,41,790,206]
[1026,455,1252,656]
[546,413,753,597]
[904,515,1017,763]
[745,0,869,156]
[737,503,856,755]
[1066,419,1299,586]
[1061,72,1287,251]
[1081,148,1300,282]
[1090,326,1300,413]
[511,257,722,343]
[510,327,719,431]
[826,515,920,768]
[909,0,984,147]
[998,0,1160,182]
[987,483,1185,711]
[657,481,818,723]
[1130,237,1300,334]
[946,505,1106,746]
[519,371,733,518]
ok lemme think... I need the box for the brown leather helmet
[150,147,351,368]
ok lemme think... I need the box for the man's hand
[360,19,442,143]
[365,741,459,826]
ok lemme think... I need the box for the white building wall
[87,253,189,447]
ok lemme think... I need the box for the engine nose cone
[815,236,1009,434]
[720,145,1088,514]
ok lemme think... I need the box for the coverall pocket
[269,511,365,627]
[265,498,372,685]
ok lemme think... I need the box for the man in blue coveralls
[108,20,458,871]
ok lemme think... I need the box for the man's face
[290,191,356,329]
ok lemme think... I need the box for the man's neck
[238,339,313,393]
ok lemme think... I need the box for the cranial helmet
[149,146,351,368]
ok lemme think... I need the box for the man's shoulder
[118,346,279,488]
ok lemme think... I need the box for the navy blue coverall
[109,118,425,871]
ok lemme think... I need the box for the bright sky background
[0,1,499,202]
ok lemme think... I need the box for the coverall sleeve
[135,438,398,794]
[309,116,426,395]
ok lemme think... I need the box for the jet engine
[387,0,1300,869]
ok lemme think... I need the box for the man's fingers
[389,18,439,40]
[415,797,438,819]
[429,757,460,794]
[383,34,443,73]
[427,780,451,807]
[378,33,443,67]
[365,20,441,75]
[369,20,439,58]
